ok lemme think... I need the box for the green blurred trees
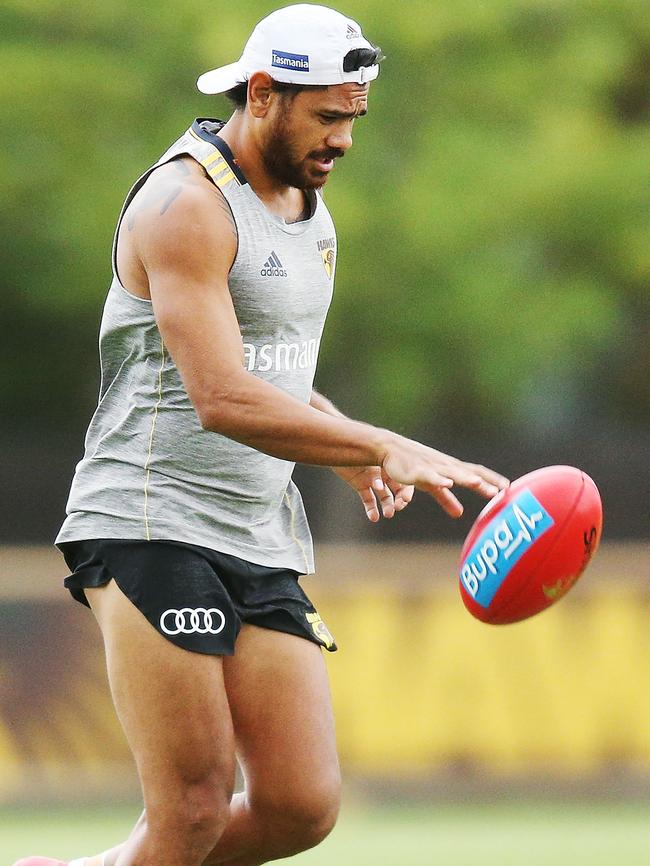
[2,0,649,436]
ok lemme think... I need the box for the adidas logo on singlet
[261,251,288,277]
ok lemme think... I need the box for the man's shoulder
[126,156,237,270]
[127,157,227,230]
[139,155,211,198]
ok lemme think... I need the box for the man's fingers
[459,462,509,491]
[417,474,464,516]
[414,471,465,516]
[459,475,500,499]
[372,477,396,518]
[378,486,395,518]
[358,487,380,522]
[381,445,506,517]
[439,464,503,500]
[386,478,414,511]
[432,486,464,518]
[416,472,454,493]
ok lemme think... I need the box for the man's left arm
[310,389,414,522]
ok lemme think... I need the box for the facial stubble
[261,99,343,190]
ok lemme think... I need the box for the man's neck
[218,113,310,223]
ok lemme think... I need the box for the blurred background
[1,0,649,862]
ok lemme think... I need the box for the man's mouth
[310,150,344,174]
[313,156,335,173]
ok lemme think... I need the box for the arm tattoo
[159,186,182,215]
[127,159,193,230]
[127,181,181,230]
[171,158,191,176]
[125,158,237,246]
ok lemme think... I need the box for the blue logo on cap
[460,489,554,608]
[271,50,310,72]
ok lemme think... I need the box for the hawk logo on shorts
[306,611,335,650]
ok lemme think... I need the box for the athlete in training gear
[17,6,507,866]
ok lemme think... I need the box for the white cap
[197,4,380,94]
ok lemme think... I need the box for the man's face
[260,82,369,190]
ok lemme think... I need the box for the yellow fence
[1,543,649,800]
[305,543,650,776]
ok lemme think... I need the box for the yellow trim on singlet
[201,151,225,170]
[208,161,230,180]
[283,490,310,574]
[189,127,203,141]
[201,156,228,177]
[195,136,243,188]
[199,151,241,188]
[143,339,166,540]
[214,170,236,188]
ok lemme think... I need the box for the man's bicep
[150,269,245,369]
[137,177,237,289]
[138,185,246,403]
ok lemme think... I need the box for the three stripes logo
[346,24,360,39]
[261,251,288,277]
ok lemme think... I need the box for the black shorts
[57,538,337,656]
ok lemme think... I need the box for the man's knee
[179,778,232,839]
[254,772,341,855]
[293,791,340,850]
[147,771,233,854]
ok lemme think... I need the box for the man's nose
[325,127,353,152]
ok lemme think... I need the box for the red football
[459,465,602,624]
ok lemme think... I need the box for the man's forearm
[198,371,392,467]
[309,389,346,419]
[192,364,506,513]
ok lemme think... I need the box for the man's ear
[247,72,275,118]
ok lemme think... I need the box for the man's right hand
[380,434,509,517]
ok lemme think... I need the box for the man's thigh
[87,579,236,796]
[223,624,340,804]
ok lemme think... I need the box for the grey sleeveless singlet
[56,119,338,574]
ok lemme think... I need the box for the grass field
[3,801,650,865]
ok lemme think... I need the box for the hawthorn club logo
[317,236,336,279]
[306,611,336,650]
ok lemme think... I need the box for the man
[17,5,507,866]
